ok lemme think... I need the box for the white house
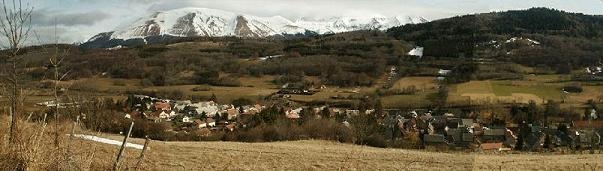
[158,111,170,119]
[286,108,303,119]
[438,69,452,76]
[193,101,220,117]
[182,116,192,123]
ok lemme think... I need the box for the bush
[213,77,241,87]
[232,98,254,107]
[262,125,285,142]
[237,127,264,142]
[363,133,387,148]
[563,83,583,93]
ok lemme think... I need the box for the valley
[2,4,603,170]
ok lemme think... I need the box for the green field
[490,81,562,101]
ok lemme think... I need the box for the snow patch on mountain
[408,46,424,57]
[94,7,426,42]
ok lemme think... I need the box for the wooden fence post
[113,121,134,171]
[135,136,151,170]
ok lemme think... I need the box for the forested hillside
[388,8,603,71]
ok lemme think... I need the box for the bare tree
[0,0,33,144]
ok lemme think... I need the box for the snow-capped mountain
[83,7,426,48]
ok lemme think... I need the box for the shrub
[262,125,285,142]
[232,98,254,107]
[563,83,583,93]
[363,133,387,148]
[214,77,241,87]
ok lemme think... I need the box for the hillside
[387,8,603,69]
[77,134,603,170]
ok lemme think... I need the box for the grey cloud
[27,26,88,45]
[32,9,110,26]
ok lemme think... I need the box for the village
[120,92,602,152]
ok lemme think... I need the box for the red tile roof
[573,120,603,129]
[155,102,171,111]
[480,143,503,150]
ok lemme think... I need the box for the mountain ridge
[83,7,425,48]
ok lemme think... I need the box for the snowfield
[102,7,427,41]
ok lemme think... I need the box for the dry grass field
[78,134,603,171]
[449,80,564,105]
[391,77,437,91]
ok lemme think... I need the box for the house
[196,118,217,128]
[574,130,601,148]
[155,101,171,111]
[225,108,239,120]
[345,110,360,116]
[572,120,603,129]
[240,104,264,115]
[128,110,143,119]
[158,111,170,119]
[313,106,328,114]
[423,134,447,147]
[182,116,192,123]
[192,102,220,117]
[225,124,236,132]
[522,126,547,151]
[480,143,503,151]
[446,118,461,129]
[460,119,474,128]
[438,69,452,76]
[173,102,189,112]
[481,128,507,143]
[446,128,473,147]
[193,119,206,128]
[206,118,216,127]
[286,108,303,119]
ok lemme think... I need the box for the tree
[543,100,560,126]
[0,0,33,144]
[526,100,541,124]
[428,83,449,108]
[320,107,331,119]
[199,111,207,120]
[298,108,314,125]
[208,93,217,102]
[49,32,71,147]
[193,70,219,84]
[232,97,253,107]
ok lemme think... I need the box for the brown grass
[391,77,437,91]
[91,134,603,171]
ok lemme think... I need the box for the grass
[391,77,437,91]
[490,81,562,101]
[88,133,603,171]
[381,92,433,108]
[455,81,494,94]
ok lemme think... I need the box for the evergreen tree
[209,93,218,102]
[200,111,207,119]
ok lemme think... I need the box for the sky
[12,0,603,45]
